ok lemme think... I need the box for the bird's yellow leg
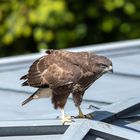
[77,106,85,118]
[60,108,73,125]
[75,106,93,119]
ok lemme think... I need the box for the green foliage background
[0,0,139,57]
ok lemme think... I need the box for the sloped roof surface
[0,39,140,139]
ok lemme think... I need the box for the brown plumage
[20,49,113,124]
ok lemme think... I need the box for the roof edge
[0,39,140,65]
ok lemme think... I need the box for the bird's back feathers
[20,50,97,88]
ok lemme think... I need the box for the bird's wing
[21,55,49,87]
[42,58,82,88]
[43,51,97,88]
[21,51,82,88]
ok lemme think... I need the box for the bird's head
[91,55,113,74]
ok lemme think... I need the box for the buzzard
[20,50,113,124]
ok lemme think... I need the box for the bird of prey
[20,49,113,124]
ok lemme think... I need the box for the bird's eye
[100,64,107,68]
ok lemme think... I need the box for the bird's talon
[62,119,75,125]
[61,116,73,125]
[73,115,84,119]
[74,114,93,119]
[84,114,94,119]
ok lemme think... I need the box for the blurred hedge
[0,0,140,57]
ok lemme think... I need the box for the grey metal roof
[0,39,140,139]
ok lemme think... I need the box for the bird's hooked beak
[103,65,113,73]
[108,65,113,73]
